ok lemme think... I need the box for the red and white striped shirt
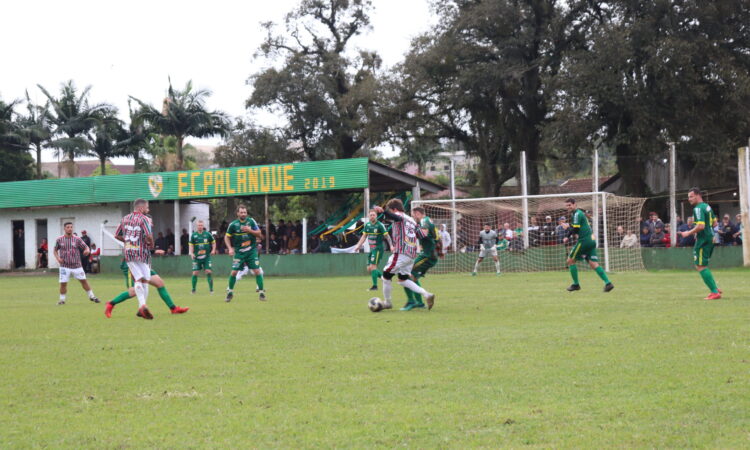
[115,211,153,264]
[54,235,87,269]
[387,211,423,259]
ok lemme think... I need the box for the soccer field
[2,269,750,448]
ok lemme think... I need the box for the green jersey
[189,230,214,259]
[692,202,716,242]
[363,221,388,251]
[419,216,440,258]
[226,218,260,253]
[571,208,593,242]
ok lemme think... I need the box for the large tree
[38,80,113,178]
[248,0,383,161]
[130,79,230,170]
[0,98,34,182]
[17,91,52,179]
[87,111,130,176]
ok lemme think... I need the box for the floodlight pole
[450,158,458,252]
[364,187,370,216]
[521,151,529,249]
[100,220,107,257]
[669,142,678,248]
[264,195,269,254]
[739,145,750,266]
[174,200,181,255]
[302,218,307,254]
[592,147,599,250]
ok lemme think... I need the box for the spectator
[734,214,743,245]
[166,228,176,249]
[89,243,101,273]
[620,229,639,248]
[645,212,664,234]
[180,228,189,255]
[439,224,451,254]
[155,232,167,252]
[650,224,666,247]
[307,233,320,253]
[288,230,302,254]
[718,214,737,246]
[640,226,652,248]
[80,230,92,273]
[214,232,225,254]
[556,217,568,244]
[268,233,281,254]
[674,215,684,228]
[295,220,303,237]
[663,224,672,248]
[613,225,625,247]
[36,238,48,268]
[678,217,696,247]
[166,245,175,256]
[528,216,540,247]
[541,215,556,245]
[315,234,333,253]
[509,222,524,251]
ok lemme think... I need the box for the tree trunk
[176,135,184,170]
[35,143,42,179]
[100,157,107,176]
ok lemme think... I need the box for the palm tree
[87,111,130,176]
[17,91,52,179]
[130,79,230,170]
[0,98,34,181]
[38,80,114,177]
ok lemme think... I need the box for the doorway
[12,220,25,269]
[36,219,48,268]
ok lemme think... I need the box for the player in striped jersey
[373,199,436,310]
[115,198,155,319]
[53,222,99,305]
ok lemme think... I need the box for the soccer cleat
[104,302,114,318]
[191,290,196,295]
[400,302,416,311]
[425,293,436,310]
[704,292,722,300]
[210,290,214,295]
[137,305,153,320]
[603,283,615,293]
[89,296,100,304]
[57,300,65,306]
[382,300,393,310]
[413,303,426,309]
[496,272,502,276]
[170,306,189,314]
[259,290,266,301]
[567,284,581,292]
[471,272,477,276]
[368,286,378,291]
[225,291,233,302]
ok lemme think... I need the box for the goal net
[412,192,647,274]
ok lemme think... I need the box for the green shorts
[568,239,598,262]
[693,240,714,266]
[412,255,438,278]
[192,258,212,271]
[368,248,384,266]
[232,249,261,271]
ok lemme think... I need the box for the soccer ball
[368,297,385,313]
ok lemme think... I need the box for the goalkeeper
[472,224,501,276]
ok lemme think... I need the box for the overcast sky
[1,0,435,162]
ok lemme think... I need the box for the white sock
[495,261,501,273]
[399,279,429,296]
[144,283,149,302]
[134,282,146,307]
[86,290,95,299]
[59,294,66,301]
[382,278,392,301]
[474,261,480,272]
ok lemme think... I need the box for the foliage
[0,98,34,182]
[248,0,385,161]
[86,110,131,175]
[89,163,121,177]
[16,91,52,179]
[214,120,300,168]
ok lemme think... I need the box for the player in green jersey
[401,206,442,311]
[354,209,394,291]
[224,204,265,302]
[189,220,216,294]
[679,188,722,300]
[104,269,189,319]
[563,198,614,292]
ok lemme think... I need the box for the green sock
[110,290,131,305]
[569,264,579,285]
[404,287,415,304]
[228,275,236,291]
[700,268,719,293]
[595,266,610,284]
[413,278,424,305]
[157,286,175,309]
[371,270,380,287]
[123,273,130,289]
[256,274,264,291]
[207,273,213,291]
[191,275,197,291]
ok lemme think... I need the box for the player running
[679,188,722,299]
[401,206,442,311]
[373,199,436,310]
[354,209,394,291]
[115,198,155,319]
[471,224,501,276]
[225,204,266,302]
[53,222,99,305]
[189,220,216,294]
[105,268,189,318]
[563,197,614,292]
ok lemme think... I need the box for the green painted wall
[100,246,745,277]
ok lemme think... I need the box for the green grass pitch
[2,269,750,448]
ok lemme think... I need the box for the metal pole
[602,192,610,272]
[100,220,107,257]
[264,195,269,254]
[174,200,180,255]
[521,151,529,249]
[302,218,307,254]
[669,142,677,248]
[450,158,458,252]
[363,187,370,217]
[740,146,750,266]
[592,148,599,247]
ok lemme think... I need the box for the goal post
[412,192,647,274]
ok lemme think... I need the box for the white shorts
[479,247,498,258]
[383,253,415,276]
[59,267,86,283]
[127,261,152,282]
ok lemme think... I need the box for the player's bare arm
[224,234,234,256]
[188,243,194,259]
[53,247,62,264]
[211,240,217,255]
[354,233,367,251]
[681,223,704,238]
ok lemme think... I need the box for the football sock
[86,290,96,299]
[569,264,579,285]
[400,279,429,296]
[413,279,424,305]
[403,287,414,304]
[123,273,130,288]
[228,275,237,291]
[382,278,392,301]
[595,266,610,284]
[134,282,147,307]
[495,261,501,273]
[111,291,131,305]
[473,261,480,273]
[191,275,197,290]
[700,268,719,293]
[256,273,264,291]
[207,273,213,290]
[59,294,66,302]
[371,270,380,287]
[157,286,175,309]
